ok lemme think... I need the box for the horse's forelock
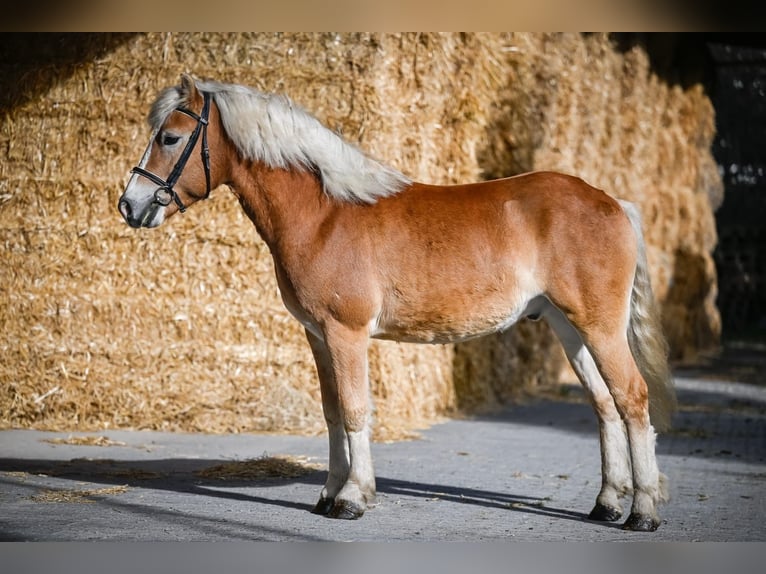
[148,85,186,130]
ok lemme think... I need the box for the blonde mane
[148,79,411,204]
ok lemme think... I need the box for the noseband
[130,92,211,213]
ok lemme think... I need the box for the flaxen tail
[619,200,677,432]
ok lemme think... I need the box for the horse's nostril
[118,199,132,221]
[118,199,143,228]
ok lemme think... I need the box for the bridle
[130,91,212,213]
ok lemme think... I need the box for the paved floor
[1,375,764,541]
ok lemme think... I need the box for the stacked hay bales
[0,33,505,438]
[0,33,721,437]
[475,33,722,383]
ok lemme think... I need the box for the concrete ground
[1,372,764,542]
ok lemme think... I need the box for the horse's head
[118,74,215,228]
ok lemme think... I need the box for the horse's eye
[162,134,181,146]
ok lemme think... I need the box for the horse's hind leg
[543,302,633,522]
[577,326,667,531]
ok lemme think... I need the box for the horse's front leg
[305,325,375,519]
[305,329,349,515]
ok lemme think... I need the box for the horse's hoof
[588,502,622,522]
[621,512,660,531]
[328,499,365,520]
[312,497,335,515]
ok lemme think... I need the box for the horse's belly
[372,320,515,344]
[372,294,545,344]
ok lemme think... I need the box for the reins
[130,91,212,213]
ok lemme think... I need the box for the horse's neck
[230,163,333,255]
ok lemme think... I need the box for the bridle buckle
[153,187,174,207]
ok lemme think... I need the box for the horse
[118,74,676,531]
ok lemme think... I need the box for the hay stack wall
[0,33,506,438]
[508,34,722,364]
[464,33,722,406]
[1,33,721,436]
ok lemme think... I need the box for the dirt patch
[30,485,129,503]
[194,454,324,481]
[41,435,128,447]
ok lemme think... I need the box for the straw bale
[479,33,721,367]
[0,33,504,438]
[1,33,722,438]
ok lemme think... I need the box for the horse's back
[391,170,625,221]
[382,170,632,261]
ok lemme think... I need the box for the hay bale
[0,33,722,437]
[0,33,504,437]
[478,33,721,368]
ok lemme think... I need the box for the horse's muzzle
[118,198,144,228]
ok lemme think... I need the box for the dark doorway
[707,35,766,341]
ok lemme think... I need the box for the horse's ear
[179,73,200,104]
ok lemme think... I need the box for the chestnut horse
[118,74,676,531]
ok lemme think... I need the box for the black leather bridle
[130,92,212,213]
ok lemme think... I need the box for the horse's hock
[0,33,721,435]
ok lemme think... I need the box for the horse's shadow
[0,455,608,528]
[374,476,596,525]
